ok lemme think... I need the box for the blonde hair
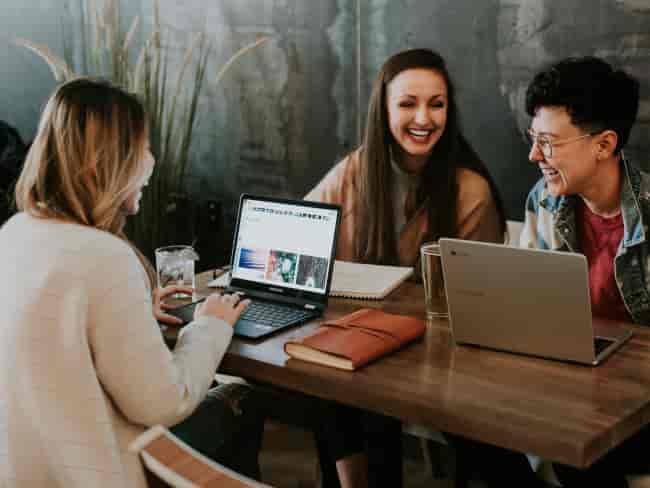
[15,77,155,285]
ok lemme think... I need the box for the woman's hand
[153,285,194,325]
[194,292,251,327]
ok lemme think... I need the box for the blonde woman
[0,78,262,488]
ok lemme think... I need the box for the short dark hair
[525,56,639,153]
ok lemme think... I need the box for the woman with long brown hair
[306,48,507,488]
[0,78,262,488]
[307,48,505,267]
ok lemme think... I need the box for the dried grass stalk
[214,36,271,86]
[122,15,139,53]
[12,37,72,81]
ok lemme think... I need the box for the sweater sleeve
[88,247,233,428]
[456,169,503,244]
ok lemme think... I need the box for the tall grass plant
[13,0,268,256]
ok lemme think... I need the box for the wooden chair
[130,425,272,488]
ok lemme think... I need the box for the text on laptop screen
[232,198,339,295]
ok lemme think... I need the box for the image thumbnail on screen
[296,255,329,289]
[237,248,267,280]
[265,250,298,284]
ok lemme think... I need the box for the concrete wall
[2,0,649,229]
[150,0,357,224]
[1,1,64,141]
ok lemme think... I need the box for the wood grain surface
[162,271,650,468]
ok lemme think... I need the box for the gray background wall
[2,0,650,231]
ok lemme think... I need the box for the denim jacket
[520,158,650,325]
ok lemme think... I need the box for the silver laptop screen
[231,198,339,295]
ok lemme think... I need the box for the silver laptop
[439,238,633,366]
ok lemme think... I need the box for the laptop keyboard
[594,337,615,356]
[240,300,315,328]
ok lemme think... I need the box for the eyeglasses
[526,129,597,158]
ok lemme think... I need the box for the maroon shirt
[577,200,631,321]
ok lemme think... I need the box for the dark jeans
[313,405,544,488]
[449,424,650,488]
[313,403,403,488]
[447,435,546,488]
[235,384,402,488]
[552,424,650,488]
[246,384,354,488]
[170,383,265,480]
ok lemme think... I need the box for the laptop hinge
[228,285,324,311]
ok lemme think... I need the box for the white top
[0,213,233,488]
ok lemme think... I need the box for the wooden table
[167,271,650,468]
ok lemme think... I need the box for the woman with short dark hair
[521,56,645,488]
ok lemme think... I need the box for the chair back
[131,425,271,488]
[505,220,524,247]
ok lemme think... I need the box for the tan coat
[305,150,503,265]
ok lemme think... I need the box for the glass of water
[420,242,449,320]
[155,245,199,297]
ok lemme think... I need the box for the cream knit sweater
[0,213,233,488]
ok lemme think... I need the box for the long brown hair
[356,48,506,264]
[15,77,156,286]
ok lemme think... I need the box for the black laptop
[169,194,341,338]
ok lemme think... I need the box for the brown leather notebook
[284,308,426,371]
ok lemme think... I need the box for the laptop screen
[230,195,340,300]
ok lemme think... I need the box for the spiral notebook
[330,260,413,299]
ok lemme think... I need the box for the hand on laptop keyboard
[195,292,251,327]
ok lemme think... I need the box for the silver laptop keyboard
[240,300,315,328]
